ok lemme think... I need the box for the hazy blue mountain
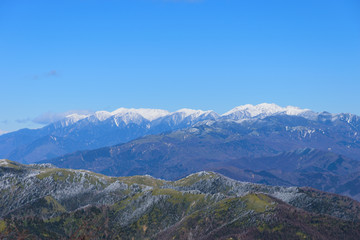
[2,103,360,164]
[0,108,220,163]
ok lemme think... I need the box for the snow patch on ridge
[0,159,9,166]
[175,109,214,118]
[92,111,113,121]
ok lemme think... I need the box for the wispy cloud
[33,70,60,80]
[0,129,8,135]
[15,118,31,124]
[46,70,58,77]
[33,110,93,125]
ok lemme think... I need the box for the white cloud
[33,110,93,125]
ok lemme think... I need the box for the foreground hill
[47,116,360,201]
[1,159,360,239]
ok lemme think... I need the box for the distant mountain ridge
[48,103,317,126]
[1,103,360,163]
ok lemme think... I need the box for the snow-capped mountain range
[222,103,318,120]
[59,103,315,126]
[1,103,359,164]
[60,107,218,128]
[56,102,355,127]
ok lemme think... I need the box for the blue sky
[1,0,359,132]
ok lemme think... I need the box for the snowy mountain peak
[65,113,89,122]
[92,111,113,121]
[175,108,212,118]
[54,113,90,128]
[223,103,313,119]
[111,108,170,121]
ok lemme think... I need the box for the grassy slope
[1,159,360,239]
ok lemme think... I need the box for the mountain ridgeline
[2,103,360,164]
[1,159,360,239]
[0,108,219,163]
